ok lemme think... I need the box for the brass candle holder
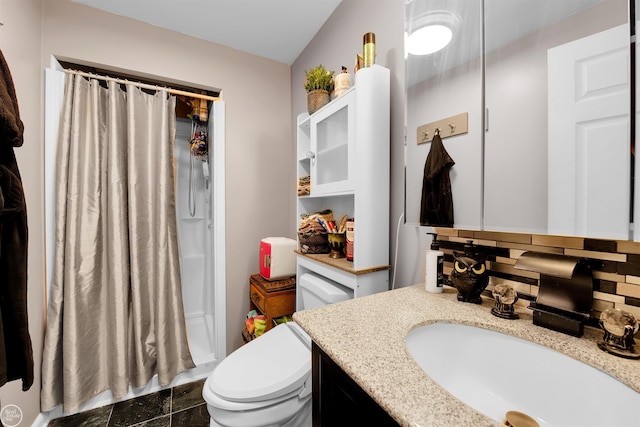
[327,232,346,259]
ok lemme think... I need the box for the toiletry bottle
[425,232,444,293]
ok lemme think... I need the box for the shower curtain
[41,73,194,414]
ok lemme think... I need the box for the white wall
[0,1,45,425]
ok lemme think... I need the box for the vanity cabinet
[296,64,391,307]
[312,342,399,426]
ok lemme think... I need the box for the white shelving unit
[296,64,391,308]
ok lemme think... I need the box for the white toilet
[203,273,353,427]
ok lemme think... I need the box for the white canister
[333,67,353,98]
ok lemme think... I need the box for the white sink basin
[405,322,640,426]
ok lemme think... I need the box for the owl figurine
[450,249,489,304]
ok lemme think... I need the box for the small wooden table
[249,274,296,333]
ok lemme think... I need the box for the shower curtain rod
[65,69,221,102]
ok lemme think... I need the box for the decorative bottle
[363,32,376,67]
[425,233,444,293]
[345,218,355,262]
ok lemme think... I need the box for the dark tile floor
[48,379,208,427]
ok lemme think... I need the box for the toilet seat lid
[210,323,311,402]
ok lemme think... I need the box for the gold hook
[449,123,456,132]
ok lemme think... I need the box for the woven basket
[298,230,330,254]
[307,89,330,115]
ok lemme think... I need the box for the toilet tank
[299,273,353,310]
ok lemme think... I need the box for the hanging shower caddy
[187,99,210,217]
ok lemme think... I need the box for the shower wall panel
[175,119,215,366]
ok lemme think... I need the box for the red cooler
[259,237,297,280]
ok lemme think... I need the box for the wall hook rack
[416,112,468,145]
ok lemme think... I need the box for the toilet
[203,272,353,427]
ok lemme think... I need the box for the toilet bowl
[203,273,353,427]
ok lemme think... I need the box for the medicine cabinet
[404,0,635,240]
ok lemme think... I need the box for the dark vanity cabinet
[312,342,400,426]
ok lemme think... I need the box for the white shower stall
[40,62,226,422]
[174,118,224,368]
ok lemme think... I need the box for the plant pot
[307,89,330,115]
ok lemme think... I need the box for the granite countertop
[292,285,640,426]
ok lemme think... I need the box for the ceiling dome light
[408,25,453,55]
[406,11,458,56]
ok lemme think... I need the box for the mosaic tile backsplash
[434,228,640,327]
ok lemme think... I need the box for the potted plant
[304,65,335,115]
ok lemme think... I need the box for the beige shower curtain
[41,73,194,413]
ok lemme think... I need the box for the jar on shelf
[345,218,355,261]
[333,66,353,99]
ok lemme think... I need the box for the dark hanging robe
[419,132,455,227]
[0,50,33,391]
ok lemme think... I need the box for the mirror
[405,0,484,231]
[405,0,632,240]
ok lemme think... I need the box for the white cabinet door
[309,90,355,195]
[548,24,630,239]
